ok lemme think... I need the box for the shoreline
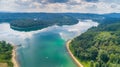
[66,40,83,67]
[12,46,19,67]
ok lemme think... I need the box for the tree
[88,46,98,60]
[95,62,100,67]
[90,60,94,67]
[98,50,109,63]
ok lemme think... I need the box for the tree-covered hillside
[0,41,13,67]
[70,22,120,67]
[10,15,78,31]
[0,13,120,23]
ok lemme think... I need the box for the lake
[0,20,98,67]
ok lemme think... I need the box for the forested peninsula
[10,14,78,31]
[70,22,120,67]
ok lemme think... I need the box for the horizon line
[0,11,120,14]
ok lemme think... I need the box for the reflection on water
[0,20,98,67]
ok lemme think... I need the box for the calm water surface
[0,20,98,67]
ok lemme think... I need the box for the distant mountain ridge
[0,13,120,31]
[0,12,120,22]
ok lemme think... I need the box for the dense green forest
[70,22,120,67]
[10,15,78,31]
[0,41,13,67]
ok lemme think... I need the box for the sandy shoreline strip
[12,47,19,67]
[66,40,83,67]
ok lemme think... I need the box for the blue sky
[0,0,120,13]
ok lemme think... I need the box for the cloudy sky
[0,0,120,13]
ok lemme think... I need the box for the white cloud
[0,0,17,12]
[0,0,120,13]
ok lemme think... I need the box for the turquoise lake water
[17,32,77,67]
[0,20,98,67]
